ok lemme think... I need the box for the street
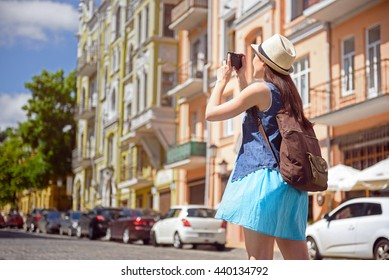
[0,228,283,260]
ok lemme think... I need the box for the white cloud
[0,0,78,46]
[0,93,30,130]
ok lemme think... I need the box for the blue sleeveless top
[231,82,282,182]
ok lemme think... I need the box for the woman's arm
[205,56,271,122]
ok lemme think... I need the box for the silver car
[150,205,226,251]
[306,197,389,260]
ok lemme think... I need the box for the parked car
[59,210,83,236]
[106,208,159,244]
[0,213,6,228]
[150,205,226,251]
[36,210,62,234]
[76,207,122,240]
[306,197,389,260]
[5,212,23,229]
[25,208,54,232]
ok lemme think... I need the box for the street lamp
[219,159,228,179]
[209,144,217,159]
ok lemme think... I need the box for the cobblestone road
[0,228,284,260]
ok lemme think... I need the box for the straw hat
[251,34,296,75]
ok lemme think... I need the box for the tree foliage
[0,69,76,205]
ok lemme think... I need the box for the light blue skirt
[215,168,308,241]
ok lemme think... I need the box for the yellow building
[73,0,178,213]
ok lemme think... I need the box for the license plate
[199,233,214,237]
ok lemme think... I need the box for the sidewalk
[226,241,281,253]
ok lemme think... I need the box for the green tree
[20,69,76,186]
[0,69,75,205]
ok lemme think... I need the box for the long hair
[263,64,313,129]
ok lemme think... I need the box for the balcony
[165,140,206,170]
[167,61,204,100]
[303,0,378,23]
[74,103,95,121]
[77,46,98,77]
[72,148,92,170]
[169,0,208,31]
[309,59,389,126]
[118,165,153,190]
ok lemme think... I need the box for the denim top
[231,82,282,182]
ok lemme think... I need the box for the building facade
[73,0,178,213]
[71,0,389,247]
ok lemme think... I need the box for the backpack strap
[251,109,280,167]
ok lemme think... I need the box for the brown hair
[263,64,313,129]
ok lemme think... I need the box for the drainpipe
[325,22,331,168]
[204,0,212,207]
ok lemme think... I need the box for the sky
[0,0,80,130]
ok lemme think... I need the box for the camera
[227,52,243,70]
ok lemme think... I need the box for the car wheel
[143,239,150,245]
[88,226,96,240]
[76,225,82,238]
[106,228,112,241]
[216,244,225,251]
[67,228,72,237]
[122,228,130,244]
[150,231,159,247]
[173,232,183,249]
[307,236,322,260]
[374,239,389,260]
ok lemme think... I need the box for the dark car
[36,210,62,234]
[106,209,159,244]
[76,207,122,240]
[5,212,24,229]
[59,210,82,236]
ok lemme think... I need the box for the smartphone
[228,52,243,70]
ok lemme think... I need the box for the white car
[150,205,226,250]
[306,197,389,260]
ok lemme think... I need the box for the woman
[205,34,310,260]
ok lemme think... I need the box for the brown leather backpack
[257,111,328,192]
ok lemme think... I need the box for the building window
[136,76,141,112]
[223,95,234,137]
[225,17,235,53]
[115,7,121,40]
[290,0,321,21]
[108,135,114,165]
[366,25,381,97]
[111,89,116,113]
[145,5,149,40]
[161,72,174,106]
[339,125,389,170]
[191,112,198,140]
[143,72,148,110]
[341,36,355,96]
[126,44,133,75]
[292,56,310,107]
[163,4,174,37]
[137,12,142,46]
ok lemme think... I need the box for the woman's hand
[216,54,233,85]
[235,54,247,79]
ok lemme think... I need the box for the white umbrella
[327,164,361,192]
[358,158,389,190]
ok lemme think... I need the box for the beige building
[203,0,388,246]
